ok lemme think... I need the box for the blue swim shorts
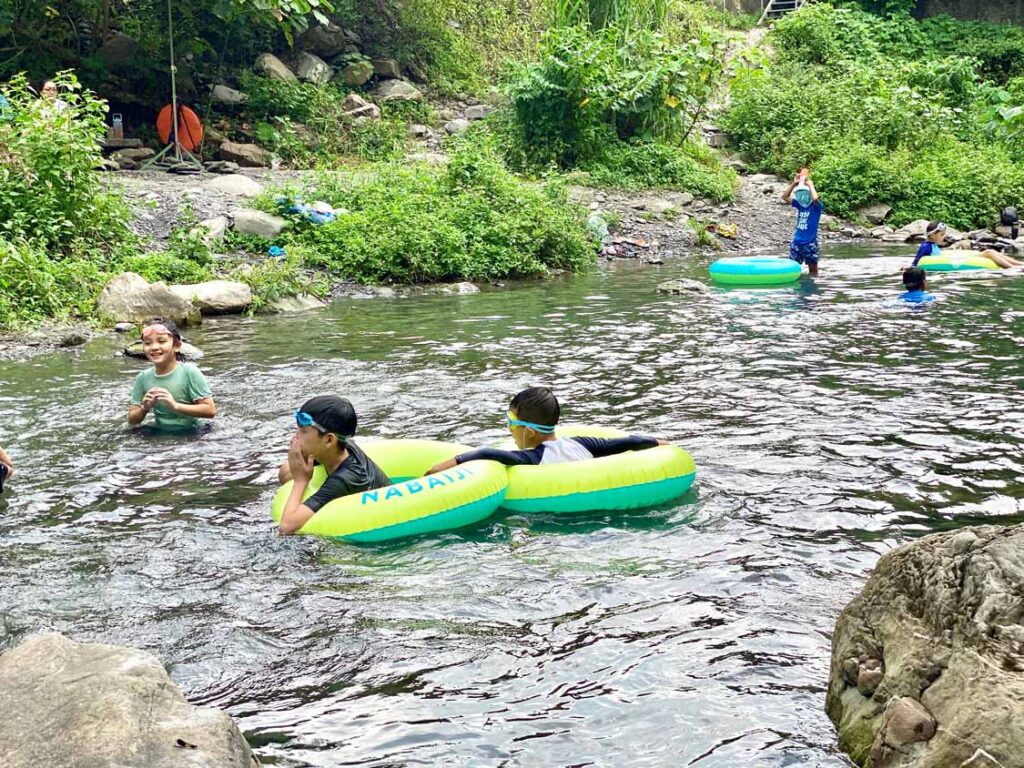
[789,240,820,266]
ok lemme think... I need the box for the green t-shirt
[131,363,213,431]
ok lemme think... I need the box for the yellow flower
[579,97,591,108]
[664,95,680,108]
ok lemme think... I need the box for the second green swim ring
[271,439,507,542]
[495,425,697,514]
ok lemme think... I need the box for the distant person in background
[912,221,1021,268]
[39,80,68,115]
[0,445,13,492]
[899,267,935,304]
[782,167,823,277]
[0,92,12,122]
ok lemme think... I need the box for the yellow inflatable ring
[492,425,696,514]
[271,439,507,542]
[919,249,998,271]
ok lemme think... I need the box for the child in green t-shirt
[128,318,216,431]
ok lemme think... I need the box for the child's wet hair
[142,317,186,362]
[510,386,560,428]
[903,267,926,292]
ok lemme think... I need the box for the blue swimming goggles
[295,410,330,433]
[506,412,555,434]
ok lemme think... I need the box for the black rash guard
[304,441,392,512]
[454,435,660,467]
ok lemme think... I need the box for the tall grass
[549,0,668,32]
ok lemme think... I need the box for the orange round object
[156,104,203,151]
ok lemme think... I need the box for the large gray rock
[371,58,402,79]
[97,272,200,327]
[218,141,270,168]
[444,118,470,135]
[893,219,931,242]
[858,203,892,225]
[341,93,381,120]
[338,60,374,87]
[112,147,155,163]
[297,22,351,58]
[373,79,423,102]
[191,215,230,246]
[254,52,296,82]
[827,524,1024,768]
[292,51,333,85]
[97,32,139,72]
[206,174,264,198]
[211,84,247,106]
[464,104,493,121]
[0,633,251,768]
[269,294,326,313]
[170,280,253,315]
[231,209,286,239]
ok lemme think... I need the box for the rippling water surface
[2,244,1023,766]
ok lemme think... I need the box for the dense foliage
[0,72,140,327]
[495,5,737,198]
[723,4,1024,227]
[269,140,597,283]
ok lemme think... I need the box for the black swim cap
[300,395,357,438]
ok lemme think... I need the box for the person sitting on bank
[277,396,391,535]
[913,221,1021,268]
[899,267,935,303]
[426,386,667,473]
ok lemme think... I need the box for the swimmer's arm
[279,489,315,536]
[169,396,216,419]
[781,177,798,203]
[806,178,819,203]
[0,446,12,476]
[127,404,150,426]
[573,436,668,458]
[427,447,541,474]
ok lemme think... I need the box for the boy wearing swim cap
[913,220,1021,268]
[277,395,391,535]
[426,386,668,473]
[782,168,823,277]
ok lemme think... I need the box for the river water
[1,244,1022,766]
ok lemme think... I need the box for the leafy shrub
[0,240,108,328]
[890,142,1024,227]
[724,4,1024,228]
[0,72,136,254]
[233,247,329,313]
[583,134,737,199]
[275,140,596,283]
[234,74,409,165]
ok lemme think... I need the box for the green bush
[233,247,329,313]
[0,240,108,328]
[235,74,409,165]
[723,4,1024,228]
[583,135,737,199]
[275,141,596,284]
[0,72,136,254]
